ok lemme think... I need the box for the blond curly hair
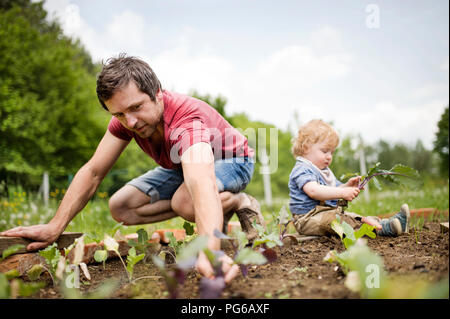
[292,119,339,157]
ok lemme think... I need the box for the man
[0,54,264,283]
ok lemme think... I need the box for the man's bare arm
[0,131,129,250]
[180,142,222,251]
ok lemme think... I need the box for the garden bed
[25,219,448,299]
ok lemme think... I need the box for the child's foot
[394,203,410,233]
[377,203,410,237]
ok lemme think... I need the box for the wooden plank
[0,235,162,275]
[0,232,83,256]
[0,253,47,275]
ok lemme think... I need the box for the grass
[1,180,448,239]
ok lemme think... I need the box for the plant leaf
[199,276,225,299]
[71,235,85,265]
[79,262,91,281]
[1,244,25,260]
[231,229,248,250]
[126,247,145,278]
[277,206,292,225]
[103,234,119,254]
[213,228,232,240]
[234,248,267,265]
[94,250,108,263]
[176,235,208,264]
[4,269,20,280]
[183,221,195,236]
[27,264,44,281]
[355,223,376,240]
[259,247,277,263]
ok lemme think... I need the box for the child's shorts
[292,205,364,237]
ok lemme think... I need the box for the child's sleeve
[292,166,318,190]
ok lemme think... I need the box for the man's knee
[108,193,131,224]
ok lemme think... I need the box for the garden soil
[29,220,448,299]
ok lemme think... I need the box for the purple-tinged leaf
[200,276,226,299]
[213,228,232,240]
[173,268,186,285]
[259,247,277,263]
[177,256,198,271]
[240,264,249,277]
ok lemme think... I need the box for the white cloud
[41,0,150,62]
[334,100,447,149]
[105,11,147,52]
[37,3,446,149]
[150,46,236,98]
[411,82,449,101]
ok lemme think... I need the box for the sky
[40,0,449,149]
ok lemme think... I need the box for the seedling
[126,247,145,280]
[323,238,387,298]
[341,162,420,191]
[214,229,267,278]
[127,228,161,263]
[102,234,144,283]
[166,221,198,257]
[250,206,294,262]
[152,235,209,299]
[38,242,63,286]
[330,215,376,249]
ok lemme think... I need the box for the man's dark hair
[96,53,162,111]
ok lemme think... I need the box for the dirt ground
[28,220,448,299]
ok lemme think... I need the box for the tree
[433,106,449,177]
[0,2,107,192]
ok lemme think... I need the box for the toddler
[288,119,409,237]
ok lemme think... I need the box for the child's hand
[341,187,360,201]
[345,176,361,188]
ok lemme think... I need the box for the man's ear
[155,89,163,102]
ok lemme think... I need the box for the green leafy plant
[330,215,376,249]
[166,222,198,257]
[38,242,64,286]
[249,206,295,262]
[214,229,268,278]
[126,247,145,280]
[94,249,108,270]
[127,228,161,263]
[341,162,421,191]
[0,272,46,299]
[102,234,131,282]
[323,238,387,298]
[152,235,209,299]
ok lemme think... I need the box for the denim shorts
[127,157,254,203]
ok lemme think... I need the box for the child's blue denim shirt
[289,158,343,215]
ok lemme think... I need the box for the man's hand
[0,224,61,251]
[340,187,360,201]
[196,251,240,284]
